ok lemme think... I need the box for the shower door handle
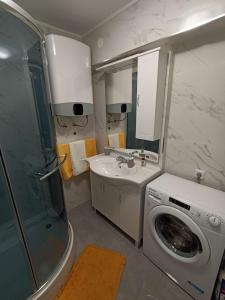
[137,95,140,107]
[35,154,67,181]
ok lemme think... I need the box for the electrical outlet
[195,169,205,181]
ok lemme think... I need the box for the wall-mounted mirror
[105,66,160,160]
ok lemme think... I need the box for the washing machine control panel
[146,187,225,233]
[208,215,221,227]
[147,188,166,203]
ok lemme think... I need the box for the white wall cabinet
[136,48,168,141]
[106,68,132,105]
[90,172,145,246]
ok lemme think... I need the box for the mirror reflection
[105,67,160,156]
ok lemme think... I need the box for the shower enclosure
[0,1,73,299]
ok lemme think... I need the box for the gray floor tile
[68,201,193,300]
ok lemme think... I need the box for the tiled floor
[68,201,193,300]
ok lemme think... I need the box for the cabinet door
[90,173,106,214]
[136,50,166,141]
[103,183,120,226]
[91,173,120,226]
[120,190,141,241]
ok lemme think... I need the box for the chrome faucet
[104,146,115,155]
[116,155,135,168]
[131,150,139,155]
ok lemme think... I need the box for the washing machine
[143,173,225,300]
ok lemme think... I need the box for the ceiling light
[0,47,10,59]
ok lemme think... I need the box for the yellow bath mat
[56,244,126,300]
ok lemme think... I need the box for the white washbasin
[86,154,161,186]
[95,160,138,176]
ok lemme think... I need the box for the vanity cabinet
[119,189,143,241]
[90,172,144,246]
[136,48,168,141]
[102,182,121,225]
[90,174,121,225]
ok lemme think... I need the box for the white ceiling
[14,0,136,36]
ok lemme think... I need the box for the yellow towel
[108,132,125,148]
[118,132,125,148]
[85,138,97,157]
[56,144,73,181]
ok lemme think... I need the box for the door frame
[0,148,38,288]
[0,0,43,39]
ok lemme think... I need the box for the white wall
[92,73,108,153]
[84,0,225,191]
[107,113,127,139]
[38,21,81,39]
[165,38,225,191]
[84,0,225,64]
[54,116,95,210]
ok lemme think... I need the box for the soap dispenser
[139,148,146,166]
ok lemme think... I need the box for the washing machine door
[148,206,210,266]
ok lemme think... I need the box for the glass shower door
[0,9,69,289]
[0,153,35,300]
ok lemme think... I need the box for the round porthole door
[147,206,210,266]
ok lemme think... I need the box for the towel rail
[35,154,67,181]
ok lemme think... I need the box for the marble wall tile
[84,0,225,64]
[54,115,95,144]
[62,172,92,211]
[55,115,96,210]
[92,73,108,153]
[165,40,225,191]
[107,113,127,139]
[84,0,225,192]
